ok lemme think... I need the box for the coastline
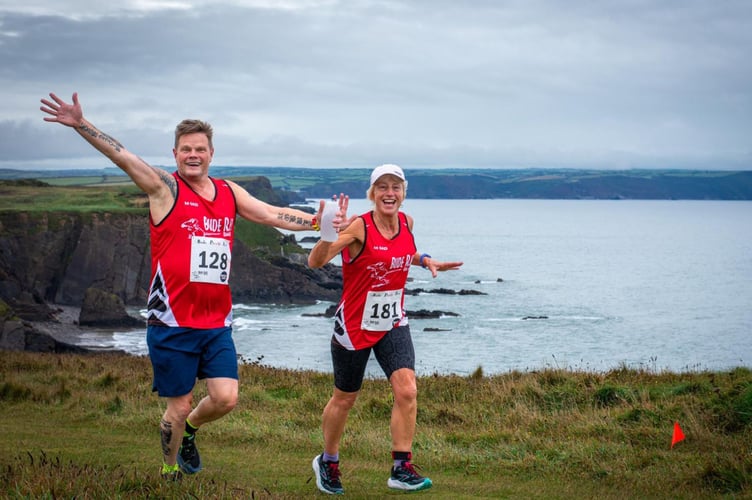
[29,304,135,354]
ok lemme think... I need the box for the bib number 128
[190,236,231,284]
[198,250,229,271]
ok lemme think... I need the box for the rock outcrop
[0,210,342,324]
[0,299,89,353]
[0,211,150,314]
[79,287,144,328]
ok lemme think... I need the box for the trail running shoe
[177,433,203,474]
[312,454,344,495]
[161,470,183,482]
[387,461,433,491]
[160,463,183,482]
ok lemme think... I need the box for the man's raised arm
[40,92,173,201]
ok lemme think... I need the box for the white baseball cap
[370,164,407,187]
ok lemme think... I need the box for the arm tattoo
[78,123,123,152]
[277,210,311,229]
[160,419,173,457]
[157,169,178,198]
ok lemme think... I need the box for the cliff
[0,210,341,325]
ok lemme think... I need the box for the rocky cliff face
[0,298,91,353]
[0,210,341,323]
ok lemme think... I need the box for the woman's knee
[330,389,359,411]
[390,370,418,403]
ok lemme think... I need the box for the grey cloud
[1,1,751,170]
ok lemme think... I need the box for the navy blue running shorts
[331,325,416,393]
[147,325,238,397]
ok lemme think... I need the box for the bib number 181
[361,289,403,331]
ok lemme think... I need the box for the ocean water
[108,199,751,376]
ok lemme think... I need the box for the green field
[1,352,749,498]
[0,181,147,212]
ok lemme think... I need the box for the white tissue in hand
[320,201,338,242]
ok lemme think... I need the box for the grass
[42,175,138,187]
[0,352,750,498]
[1,179,750,496]
[0,182,148,213]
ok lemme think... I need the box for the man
[40,92,335,479]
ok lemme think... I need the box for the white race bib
[190,236,231,284]
[361,289,403,331]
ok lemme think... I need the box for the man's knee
[208,379,239,414]
[168,394,194,421]
[216,392,238,413]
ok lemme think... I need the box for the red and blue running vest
[147,173,237,328]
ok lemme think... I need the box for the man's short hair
[175,119,213,148]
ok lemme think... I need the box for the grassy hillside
[0,180,148,213]
[0,181,292,256]
[1,352,749,498]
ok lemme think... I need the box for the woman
[308,164,463,494]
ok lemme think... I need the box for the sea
[95,199,751,377]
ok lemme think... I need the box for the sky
[1,0,750,171]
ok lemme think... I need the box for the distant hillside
[2,167,750,200]
[293,168,752,200]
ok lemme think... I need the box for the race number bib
[190,236,231,284]
[361,289,403,331]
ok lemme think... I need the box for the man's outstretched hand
[40,92,82,127]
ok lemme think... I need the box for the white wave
[233,304,267,311]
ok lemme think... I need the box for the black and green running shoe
[177,433,202,474]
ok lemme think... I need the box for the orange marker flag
[671,421,685,449]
